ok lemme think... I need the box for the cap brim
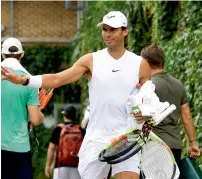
[97,22,103,27]
[97,22,122,28]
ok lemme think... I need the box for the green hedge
[21,46,81,178]
[22,46,81,113]
[3,1,201,178]
[71,1,202,168]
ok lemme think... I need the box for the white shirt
[86,48,142,143]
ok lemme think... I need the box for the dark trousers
[1,150,33,179]
[140,148,182,179]
[171,148,182,167]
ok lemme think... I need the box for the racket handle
[156,104,176,124]
[159,102,170,113]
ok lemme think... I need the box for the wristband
[22,76,30,86]
[27,75,42,88]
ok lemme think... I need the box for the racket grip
[159,102,170,113]
[156,104,176,124]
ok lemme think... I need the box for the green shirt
[152,72,188,149]
[1,70,39,152]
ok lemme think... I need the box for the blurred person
[1,37,44,179]
[80,105,90,129]
[140,44,200,166]
[2,11,151,179]
[45,104,85,179]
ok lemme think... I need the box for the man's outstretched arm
[1,54,92,88]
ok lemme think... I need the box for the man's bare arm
[133,58,151,122]
[139,58,151,85]
[28,106,44,126]
[45,143,57,177]
[181,103,200,157]
[1,54,93,88]
[41,54,92,88]
[181,103,196,142]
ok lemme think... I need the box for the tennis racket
[39,88,54,110]
[101,120,154,164]
[99,129,143,162]
[99,104,176,163]
[108,131,180,179]
[140,132,180,179]
[28,88,54,151]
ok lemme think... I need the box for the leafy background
[71,0,202,169]
[11,1,202,178]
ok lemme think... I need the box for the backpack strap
[58,123,76,136]
[57,123,65,136]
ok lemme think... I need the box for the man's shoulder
[152,72,185,88]
[125,51,142,63]
[167,74,185,87]
[52,125,62,135]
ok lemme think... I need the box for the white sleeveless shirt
[86,48,142,143]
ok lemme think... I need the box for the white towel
[126,80,170,130]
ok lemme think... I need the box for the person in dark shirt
[140,44,200,166]
[45,104,85,179]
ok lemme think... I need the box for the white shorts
[53,166,81,179]
[78,139,140,179]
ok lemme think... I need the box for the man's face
[101,24,128,48]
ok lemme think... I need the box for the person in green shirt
[140,44,200,166]
[1,37,44,179]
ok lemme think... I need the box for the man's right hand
[1,66,27,84]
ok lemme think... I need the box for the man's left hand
[131,110,150,124]
[187,142,201,158]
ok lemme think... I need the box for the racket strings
[107,142,142,164]
[104,131,141,157]
[141,140,175,179]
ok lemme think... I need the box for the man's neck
[64,119,72,123]
[151,68,164,76]
[107,46,126,60]
[4,57,21,63]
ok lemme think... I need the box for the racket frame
[140,131,178,179]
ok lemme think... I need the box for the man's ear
[123,28,129,36]
[20,52,24,59]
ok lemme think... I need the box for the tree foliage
[13,2,201,178]
[20,46,81,178]
[71,1,202,168]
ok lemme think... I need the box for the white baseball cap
[2,37,24,54]
[97,11,128,28]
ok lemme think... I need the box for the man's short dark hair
[141,44,165,68]
[121,27,128,48]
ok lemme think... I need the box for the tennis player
[2,11,150,179]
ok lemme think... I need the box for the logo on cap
[106,15,115,19]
